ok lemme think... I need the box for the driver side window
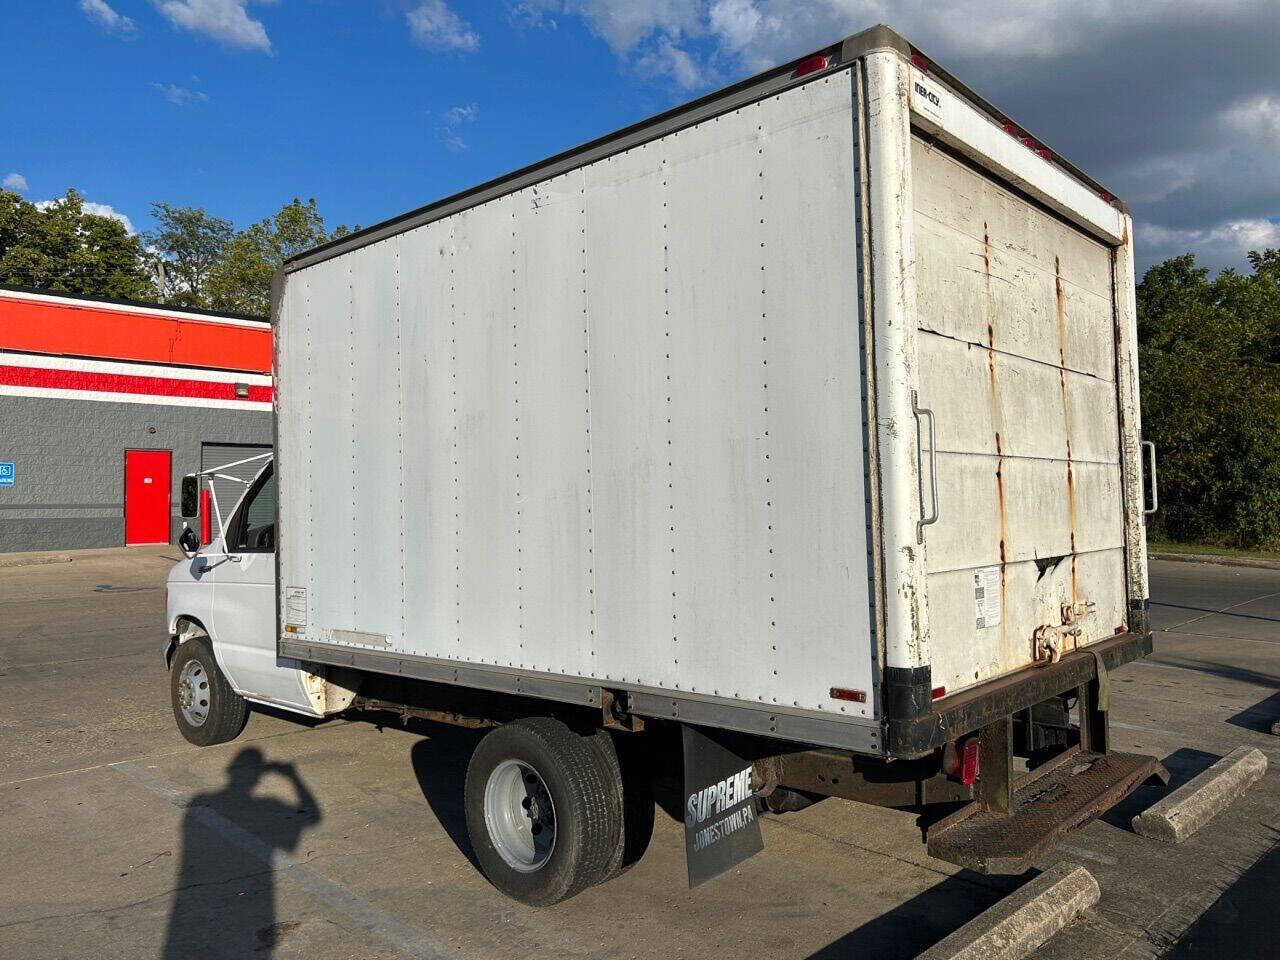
[232,464,275,552]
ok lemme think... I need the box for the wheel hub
[483,759,556,872]
[176,660,210,727]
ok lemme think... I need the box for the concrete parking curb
[0,554,73,569]
[915,862,1099,960]
[1131,746,1268,843]
[1149,551,1280,571]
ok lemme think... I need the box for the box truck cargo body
[166,25,1165,904]
[275,28,1149,745]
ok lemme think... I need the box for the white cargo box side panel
[279,70,875,720]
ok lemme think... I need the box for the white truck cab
[166,455,322,738]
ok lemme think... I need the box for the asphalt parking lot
[1,551,1277,960]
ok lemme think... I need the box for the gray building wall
[0,394,272,553]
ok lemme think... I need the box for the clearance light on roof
[1001,122,1054,163]
[910,53,930,73]
[792,54,829,78]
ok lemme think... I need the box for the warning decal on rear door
[974,566,1001,629]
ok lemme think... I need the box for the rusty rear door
[911,136,1131,697]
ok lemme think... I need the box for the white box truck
[165,25,1167,905]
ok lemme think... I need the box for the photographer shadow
[162,747,320,959]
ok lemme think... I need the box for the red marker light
[931,685,947,700]
[910,53,930,73]
[829,686,867,703]
[959,737,981,786]
[793,54,828,78]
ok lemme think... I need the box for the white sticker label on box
[284,586,307,631]
[974,566,1001,629]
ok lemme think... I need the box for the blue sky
[3,1,1278,274]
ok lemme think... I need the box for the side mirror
[180,475,199,519]
[179,526,200,558]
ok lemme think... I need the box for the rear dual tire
[463,718,653,906]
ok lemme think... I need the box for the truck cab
[165,454,322,737]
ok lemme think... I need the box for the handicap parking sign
[0,462,13,487]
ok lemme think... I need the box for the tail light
[943,736,981,786]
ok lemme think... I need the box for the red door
[124,450,171,545]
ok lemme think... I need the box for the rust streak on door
[984,223,1009,665]
[1055,257,1079,610]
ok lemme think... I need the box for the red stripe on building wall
[0,364,274,403]
[0,296,272,374]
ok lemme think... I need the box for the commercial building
[0,286,273,552]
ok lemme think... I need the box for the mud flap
[682,724,764,887]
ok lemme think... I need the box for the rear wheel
[588,730,655,882]
[169,637,249,746]
[464,718,621,906]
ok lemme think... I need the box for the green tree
[144,201,233,308]
[0,188,150,299]
[206,198,350,316]
[1138,250,1280,547]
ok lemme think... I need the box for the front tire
[169,637,249,746]
[464,718,622,906]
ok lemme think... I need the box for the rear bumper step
[926,747,1168,874]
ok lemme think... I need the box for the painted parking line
[113,760,452,960]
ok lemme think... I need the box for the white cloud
[708,0,773,53]
[438,102,478,151]
[634,37,706,89]
[407,0,480,53]
[154,0,272,53]
[3,173,29,192]
[35,198,136,235]
[80,0,139,37]
[1140,218,1280,270]
[1222,94,1280,145]
[564,0,703,53]
[154,82,210,105]
[443,104,478,126]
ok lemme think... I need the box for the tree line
[1,187,1276,550]
[0,188,351,316]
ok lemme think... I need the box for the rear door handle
[1142,440,1158,515]
[913,391,939,543]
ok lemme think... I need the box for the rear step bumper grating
[927,748,1169,874]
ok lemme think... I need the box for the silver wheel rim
[483,759,556,872]
[177,659,211,727]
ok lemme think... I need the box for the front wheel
[463,718,622,906]
[169,637,249,746]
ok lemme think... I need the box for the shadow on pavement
[1148,657,1280,689]
[1227,690,1280,733]
[409,722,485,870]
[163,746,321,959]
[1099,746,1220,830]
[805,869,1023,960]
[1154,602,1280,624]
[1163,830,1280,958]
